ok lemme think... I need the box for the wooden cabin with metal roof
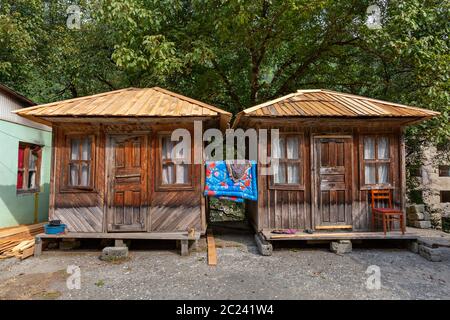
[15,87,231,254]
[233,89,439,243]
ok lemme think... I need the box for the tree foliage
[0,0,448,148]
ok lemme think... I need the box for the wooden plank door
[107,135,148,232]
[314,137,352,228]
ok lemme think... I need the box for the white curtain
[162,137,173,160]
[28,171,36,189]
[378,164,389,184]
[81,163,90,186]
[286,136,298,159]
[162,164,174,184]
[28,152,37,169]
[377,137,389,159]
[176,164,188,184]
[286,136,299,183]
[365,164,376,184]
[364,137,375,159]
[70,164,78,186]
[287,164,299,183]
[71,139,79,160]
[276,163,286,184]
[81,137,91,160]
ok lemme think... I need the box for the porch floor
[261,229,418,241]
[36,231,200,241]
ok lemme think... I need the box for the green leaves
[0,0,447,150]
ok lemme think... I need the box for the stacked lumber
[0,223,45,260]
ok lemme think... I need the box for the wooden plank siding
[49,122,206,234]
[245,121,403,233]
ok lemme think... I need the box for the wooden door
[107,135,148,232]
[314,137,352,228]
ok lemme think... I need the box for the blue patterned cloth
[204,161,257,202]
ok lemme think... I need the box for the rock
[408,211,425,221]
[254,233,273,256]
[413,221,431,229]
[101,246,128,261]
[59,240,81,250]
[418,245,441,262]
[330,240,352,254]
[209,198,245,222]
[407,241,419,253]
[407,204,425,214]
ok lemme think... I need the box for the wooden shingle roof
[15,87,231,128]
[233,89,440,127]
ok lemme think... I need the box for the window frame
[440,191,450,203]
[156,132,193,191]
[269,133,304,190]
[360,134,394,189]
[61,134,96,192]
[437,141,450,152]
[438,165,450,177]
[16,142,42,194]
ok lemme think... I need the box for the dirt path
[0,230,449,300]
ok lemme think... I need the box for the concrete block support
[254,233,273,256]
[330,240,352,254]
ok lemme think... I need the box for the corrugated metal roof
[0,83,35,107]
[0,90,51,131]
[15,87,231,119]
[234,89,440,127]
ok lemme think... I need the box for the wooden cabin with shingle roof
[233,89,439,242]
[15,87,231,254]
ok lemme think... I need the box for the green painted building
[0,84,52,228]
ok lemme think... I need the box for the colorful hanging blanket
[204,160,257,202]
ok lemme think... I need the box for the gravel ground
[0,228,449,300]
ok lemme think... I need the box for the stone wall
[409,145,450,229]
[209,198,246,222]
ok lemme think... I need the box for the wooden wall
[49,121,207,233]
[245,120,403,232]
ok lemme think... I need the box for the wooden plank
[0,223,45,239]
[207,230,217,266]
[36,232,200,240]
[20,247,35,260]
[315,225,352,230]
[262,230,418,240]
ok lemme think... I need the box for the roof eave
[0,84,36,107]
[232,114,439,128]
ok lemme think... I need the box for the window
[159,134,191,187]
[17,143,41,193]
[409,166,422,177]
[362,136,391,186]
[441,191,450,203]
[271,134,302,186]
[439,165,450,177]
[65,136,94,189]
[437,141,449,152]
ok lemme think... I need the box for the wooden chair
[370,189,405,235]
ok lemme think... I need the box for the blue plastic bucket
[44,224,66,235]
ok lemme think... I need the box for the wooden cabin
[233,89,439,242]
[15,87,231,253]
